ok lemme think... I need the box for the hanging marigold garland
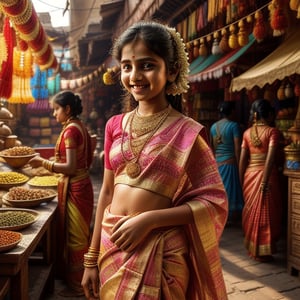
[8,41,34,104]
[0,16,14,99]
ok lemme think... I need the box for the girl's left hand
[110,212,152,252]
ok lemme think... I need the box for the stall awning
[188,53,223,76]
[189,34,256,83]
[231,28,300,92]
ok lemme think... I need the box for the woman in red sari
[239,99,283,262]
[29,91,94,296]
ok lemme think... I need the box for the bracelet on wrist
[83,248,100,268]
[42,159,55,172]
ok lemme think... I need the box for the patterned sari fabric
[56,119,94,292]
[241,126,282,259]
[101,114,228,300]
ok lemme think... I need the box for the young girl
[81,21,228,300]
[29,91,94,296]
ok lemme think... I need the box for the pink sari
[241,126,283,258]
[100,114,228,299]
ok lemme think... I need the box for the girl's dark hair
[249,99,274,123]
[52,90,83,117]
[112,21,182,113]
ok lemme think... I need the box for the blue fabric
[210,120,244,216]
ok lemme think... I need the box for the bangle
[42,160,54,172]
[83,247,100,268]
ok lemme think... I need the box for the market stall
[0,145,59,300]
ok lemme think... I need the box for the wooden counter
[283,169,300,278]
[0,200,57,300]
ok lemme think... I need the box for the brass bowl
[0,153,38,169]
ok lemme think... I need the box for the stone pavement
[220,225,300,299]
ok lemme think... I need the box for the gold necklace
[250,123,267,147]
[121,105,171,178]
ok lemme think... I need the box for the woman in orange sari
[239,99,283,262]
[29,91,94,296]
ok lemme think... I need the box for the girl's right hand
[81,267,99,300]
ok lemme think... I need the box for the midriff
[109,183,172,215]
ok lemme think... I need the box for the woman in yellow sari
[29,91,94,296]
[81,21,228,300]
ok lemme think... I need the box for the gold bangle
[42,160,54,172]
[83,252,98,268]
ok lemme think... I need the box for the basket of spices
[0,146,38,169]
[0,172,29,189]
[2,187,57,208]
[0,229,22,252]
[27,175,59,189]
[0,208,39,231]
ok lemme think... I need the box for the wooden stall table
[0,200,57,300]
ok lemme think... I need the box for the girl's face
[120,39,173,104]
[52,102,70,124]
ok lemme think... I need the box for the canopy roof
[189,34,255,83]
[230,28,300,92]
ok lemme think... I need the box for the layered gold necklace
[250,122,267,147]
[121,105,171,178]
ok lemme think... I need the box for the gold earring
[166,82,178,95]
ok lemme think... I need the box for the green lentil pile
[0,211,35,227]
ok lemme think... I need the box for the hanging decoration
[219,28,230,52]
[228,24,239,49]
[269,0,288,36]
[253,10,268,42]
[47,68,60,96]
[103,66,120,85]
[193,39,199,58]
[237,19,249,46]
[0,16,14,99]
[289,0,300,18]
[0,0,58,71]
[185,1,295,58]
[211,31,222,55]
[8,46,34,103]
[26,64,50,114]
[60,64,106,90]
[199,37,208,56]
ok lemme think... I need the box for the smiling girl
[81,21,228,300]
